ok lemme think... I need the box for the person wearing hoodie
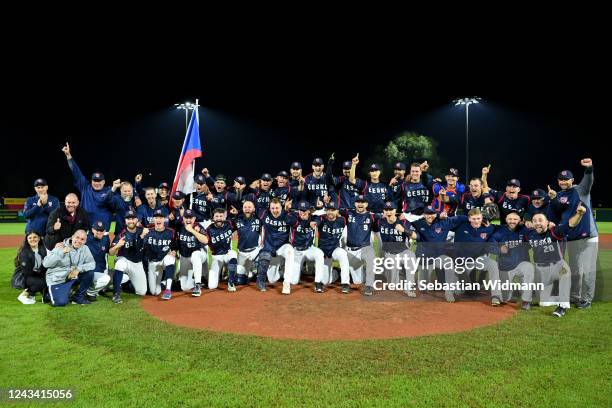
[43,229,96,305]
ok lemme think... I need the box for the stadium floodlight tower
[175,100,200,131]
[453,97,481,182]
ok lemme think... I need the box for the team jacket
[111,227,145,263]
[86,233,110,272]
[547,183,595,241]
[457,192,486,214]
[143,228,176,262]
[451,221,495,258]
[24,194,60,235]
[412,215,467,258]
[67,158,114,229]
[328,171,366,211]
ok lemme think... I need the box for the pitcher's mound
[142,282,518,340]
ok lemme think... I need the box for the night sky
[1,77,607,207]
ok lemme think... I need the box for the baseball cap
[261,173,273,182]
[290,161,302,170]
[369,164,380,172]
[325,201,337,209]
[91,172,105,181]
[355,195,367,203]
[394,162,406,171]
[277,170,289,178]
[312,158,324,166]
[234,176,246,185]
[342,161,352,170]
[507,179,521,187]
[183,209,195,218]
[215,174,227,183]
[383,201,396,210]
[92,220,105,231]
[158,182,169,190]
[124,210,138,219]
[558,170,574,180]
[194,174,206,184]
[298,201,311,211]
[423,206,436,215]
[172,191,185,200]
[153,209,166,218]
[33,178,47,187]
[531,189,546,199]
[447,168,460,177]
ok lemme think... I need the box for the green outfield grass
[1,228,611,407]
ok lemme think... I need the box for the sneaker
[314,282,323,293]
[363,286,373,296]
[405,290,417,298]
[521,301,531,311]
[161,289,172,300]
[228,282,237,292]
[576,300,592,309]
[445,291,456,303]
[341,284,350,294]
[86,294,98,302]
[552,306,567,317]
[71,297,91,305]
[256,276,267,292]
[17,292,35,305]
[491,297,502,307]
[282,279,291,295]
[112,294,123,304]
[192,283,202,297]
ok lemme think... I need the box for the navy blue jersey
[303,173,330,206]
[490,190,531,223]
[400,181,431,214]
[459,192,486,214]
[258,209,293,252]
[206,221,235,255]
[452,221,495,257]
[208,190,240,211]
[290,215,316,249]
[233,214,262,251]
[86,233,110,272]
[547,188,592,241]
[524,202,549,221]
[175,225,204,257]
[168,206,185,230]
[332,176,365,210]
[245,188,273,213]
[110,193,138,234]
[363,181,391,214]
[390,180,404,210]
[271,185,300,207]
[315,216,346,257]
[376,218,409,254]
[490,225,530,271]
[192,192,212,221]
[143,228,176,262]
[111,227,145,263]
[137,204,168,227]
[24,194,60,235]
[526,224,569,263]
[343,209,377,248]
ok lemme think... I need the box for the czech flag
[171,107,202,201]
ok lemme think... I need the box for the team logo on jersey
[101,246,106,251]
[559,197,568,204]
[480,233,488,239]
[435,228,442,234]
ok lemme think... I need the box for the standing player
[363,163,392,215]
[137,187,168,227]
[289,201,325,292]
[157,182,170,208]
[143,209,177,300]
[288,162,303,188]
[109,210,148,304]
[431,168,465,216]
[483,173,531,223]
[456,166,491,214]
[174,209,208,296]
[343,195,377,296]
[168,191,186,230]
[109,180,139,235]
[315,202,351,293]
[246,173,275,213]
[272,171,301,208]
[233,200,262,285]
[390,162,406,210]
[327,154,365,212]
[24,178,60,236]
[84,221,112,301]
[547,159,598,309]
[527,205,586,316]
[303,158,332,210]
[193,174,213,228]
[395,162,434,221]
[523,189,549,227]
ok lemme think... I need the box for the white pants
[266,244,295,283]
[322,247,350,285]
[499,261,535,302]
[293,246,325,285]
[237,247,261,277]
[87,270,111,296]
[147,254,176,295]
[209,250,238,289]
[114,258,147,296]
[178,249,208,290]
[537,261,570,308]
[346,246,375,286]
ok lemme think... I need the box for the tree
[367,132,445,177]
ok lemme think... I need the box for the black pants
[25,276,46,296]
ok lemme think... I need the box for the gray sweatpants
[446,255,500,299]
[537,261,570,308]
[347,246,376,287]
[383,250,417,290]
[499,261,535,302]
[567,237,598,303]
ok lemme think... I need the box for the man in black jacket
[44,193,90,249]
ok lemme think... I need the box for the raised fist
[576,204,587,215]
[135,174,143,183]
[482,164,491,175]
[134,196,142,207]
[112,179,121,190]
[580,158,593,168]
[394,224,405,233]
[201,168,209,177]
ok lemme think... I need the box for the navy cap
[531,189,546,199]
[234,176,246,185]
[507,179,521,187]
[355,195,367,203]
[183,209,195,218]
[34,178,47,187]
[290,161,302,170]
[342,161,352,170]
[124,210,138,219]
[158,182,169,190]
[298,201,311,211]
[312,158,324,166]
[447,168,460,177]
[194,174,206,184]
[558,170,574,180]
[92,220,105,231]
[369,163,380,171]
[215,174,226,183]
[153,209,166,218]
[91,172,105,181]
[325,201,337,209]
[394,162,406,171]
[261,173,273,182]
[383,201,396,210]
[172,191,185,200]
[423,206,436,215]
[277,170,289,178]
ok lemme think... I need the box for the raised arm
[349,153,359,184]
[481,164,491,192]
[62,143,88,193]
[577,158,594,196]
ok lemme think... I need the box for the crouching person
[43,230,96,306]
[84,221,112,301]
[143,209,177,300]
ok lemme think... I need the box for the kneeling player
[315,202,351,293]
[343,195,377,296]
[202,208,239,292]
[175,209,209,296]
[290,201,325,292]
[143,209,177,300]
[234,200,262,285]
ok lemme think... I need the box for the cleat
[228,282,237,292]
[112,294,123,304]
[491,297,502,307]
[521,301,531,311]
[552,306,567,317]
[341,284,350,294]
[314,282,323,293]
[192,283,202,297]
[363,286,373,296]
[445,291,455,303]
[282,279,291,295]
[576,300,592,309]
[161,289,172,300]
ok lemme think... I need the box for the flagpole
[190,99,200,209]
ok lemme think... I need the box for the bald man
[44,193,91,249]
